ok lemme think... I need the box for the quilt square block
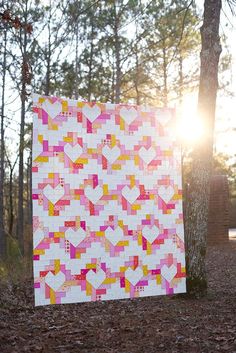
[32,94,186,306]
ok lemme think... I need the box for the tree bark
[28,150,32,225]
[178,53,183,106]
[114,3,121,104]
[185,0,222,296]
[162,41,168,107]
[45,3,52,96]
[87,18,95,102]
[17,72,26,254]
[17,2,29,255]
[74,22,79,100]
[134,22,140,105]
[6,154,18,236]
[135,49,140,105]
[26,155,31,224]
[9,165,15,236]
[111,60,115,103]
[0,26,7,258]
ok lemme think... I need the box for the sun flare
[177,100,204,145]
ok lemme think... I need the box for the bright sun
[177,99,204,145]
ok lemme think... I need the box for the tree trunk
[135,49,140,105]
[87,19,95,102]
[17,74,26,254]
[28,150,32,225]
[114,3,121,104]
[178,53,183,106]
[25,151,32,225]
[74,22,79,100]
[9,166,14,236]
[0,26,7,258]
[17,6,29,255]
[17,81,26,254]
[111,60,115,103]
[6,154,18,236]
[185,0,222,296]
[5,152,18,237]
[162,42,168,107]
[45,5,52,96]
[134,22,140,105]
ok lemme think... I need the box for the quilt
[32,94,186,306]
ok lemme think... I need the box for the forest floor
[1,240,236,353]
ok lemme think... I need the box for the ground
[1,240,236,353]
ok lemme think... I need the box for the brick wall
[229,197,236,228]
[207,175,229,244]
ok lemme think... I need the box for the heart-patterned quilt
[32,94,186,306]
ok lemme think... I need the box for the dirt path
[1,240,236,353]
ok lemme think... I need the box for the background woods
[0,0,235,279]
[2,2,236,352]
